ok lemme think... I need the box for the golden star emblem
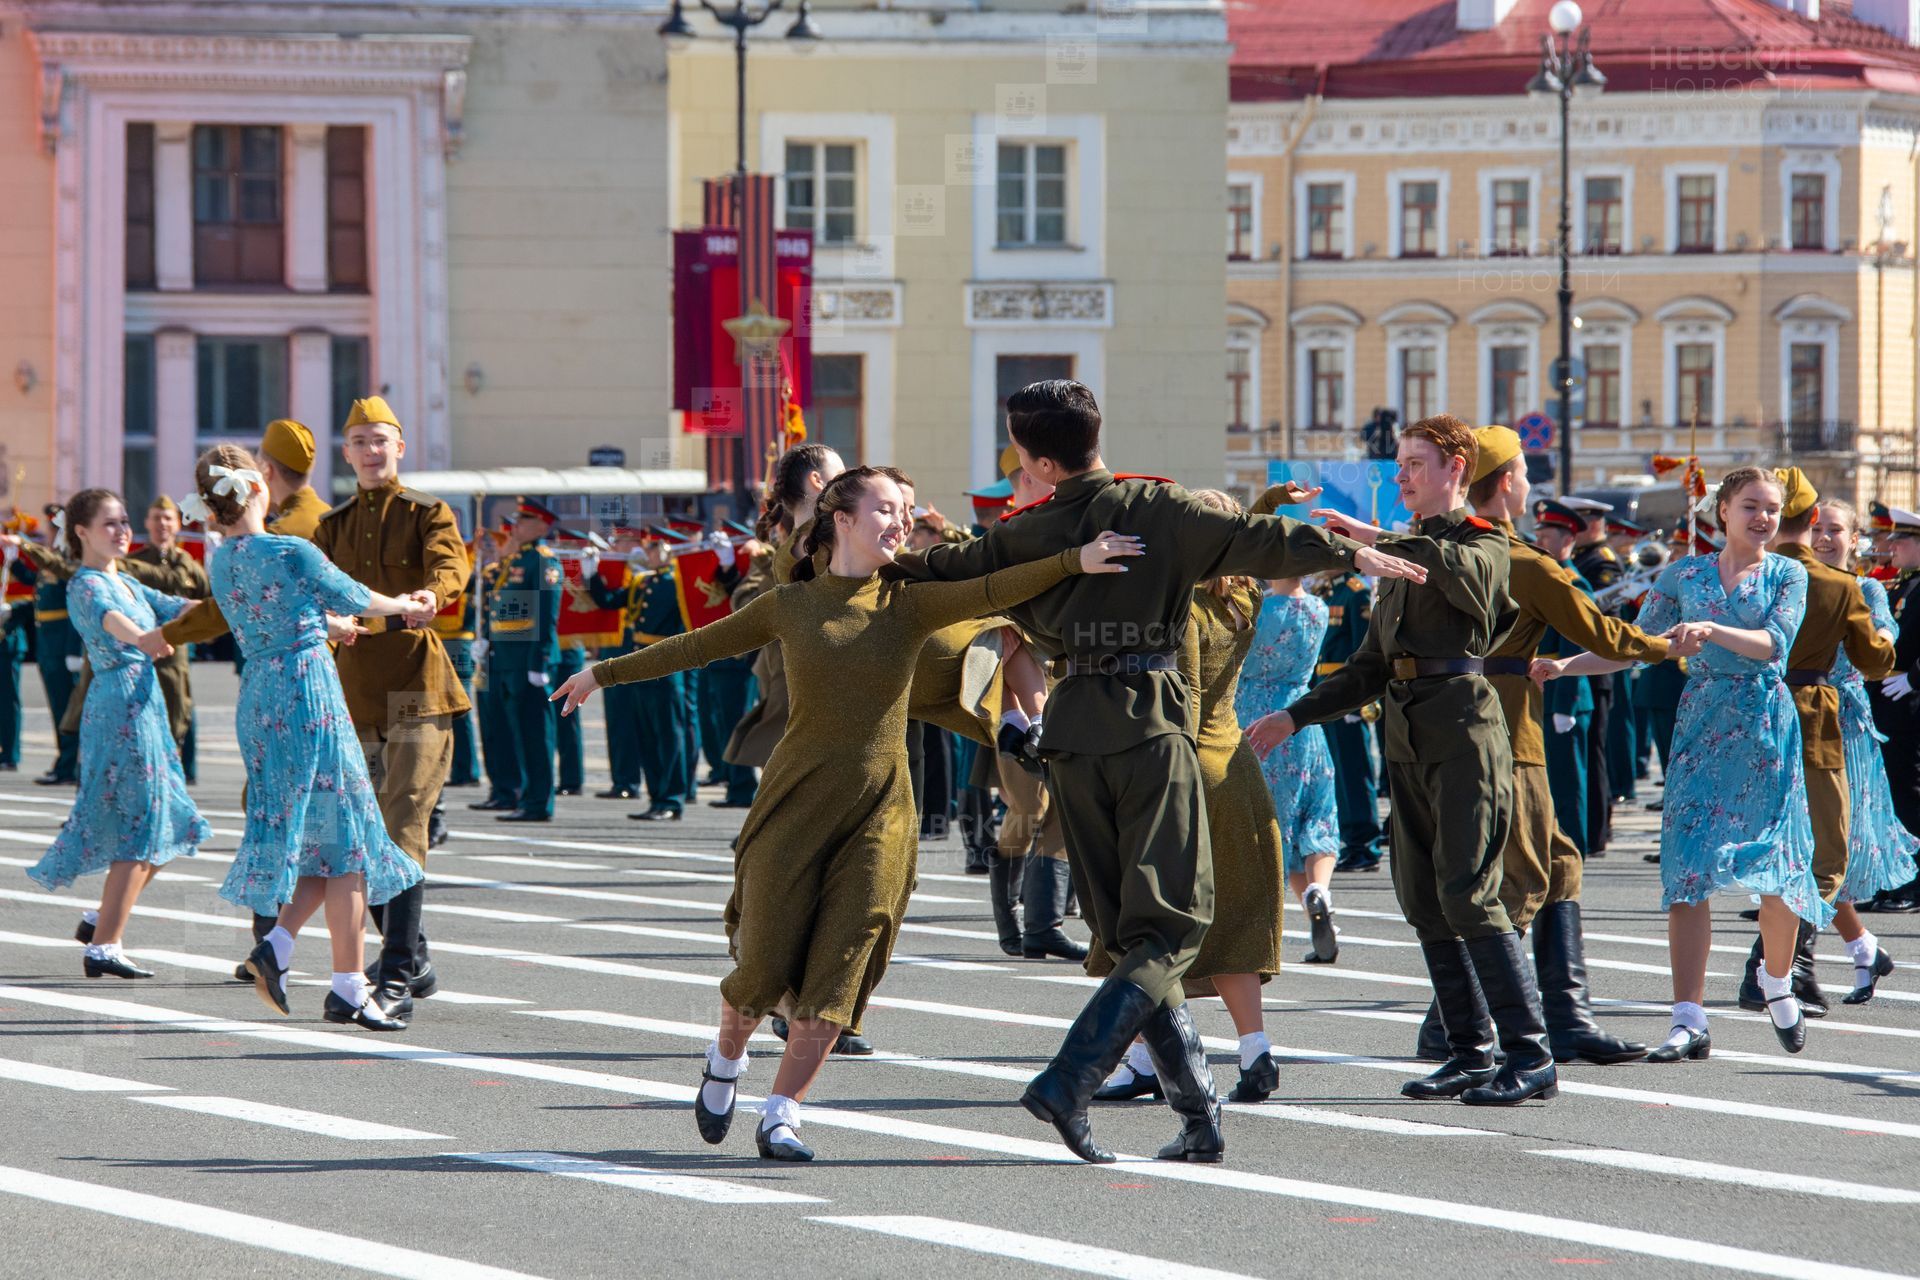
[697,575,727,608]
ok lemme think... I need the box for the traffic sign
[1516,411,1555,453]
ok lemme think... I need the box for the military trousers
[1607,670,1639,800]
[35,643,78,779]
[553,649,584,793]
[1047,733,1212,1008]
[1585,692,1613,854]
[699,666,757,803]
[1545,713,1591,857]
[680,674,702,793]
[0,644,20,766]
[1325,715,1382,858]
[505,672,557,818]
[1807,763,1851,904]
[994,751,1067,863]
[1385,744,1515,944]
[1497,762,1584,933]
[602,680,642,791]
[358,714,455,865]
[446,644,479,786]
[477,679,519,806]
[633,670,689,812]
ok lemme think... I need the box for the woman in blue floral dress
[24,490,210,979]
[1813,500,1909,1003]
[1540,468,1819,1058]
[189,445,435,1029]
[1236,576,1340,954]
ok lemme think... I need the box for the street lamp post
[659,0,820,518]
[1528,1,1604,497]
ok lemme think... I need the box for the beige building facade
[1225,88,1920,510]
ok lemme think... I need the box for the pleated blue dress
[1236,592,1338,874]
[208,534,421,915]
[1832,576,1920,903]
[1637,553,1831,928]
[28,568,209,890]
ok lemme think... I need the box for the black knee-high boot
[987,853,1024,957]
[1139,1003,1224,1162]
[1460,933,1558,1105]
[1402,940,1496,1098]
[1022,977,1157,1163]
[1533,900,1647,1064]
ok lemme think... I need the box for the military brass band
[10,380,1918,1165]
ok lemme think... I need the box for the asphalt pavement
[1,663,1917,1280]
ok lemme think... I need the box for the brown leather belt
[1052,651,1179,679]
[1784,669,1830,688]
[1390,656,1531,680]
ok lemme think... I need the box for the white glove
[64,655,82,673]
[579,548,600,576]
[528,670,550,688]
[1552,713,1576,734]
[709,530,736,570]
[470,639,489,665]
[1885,672,1914,701]
[1342,713,1363,724]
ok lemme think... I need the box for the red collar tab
[1000,493,1055,522]
[1111,473,1174,485]
[1464,515,1494,530]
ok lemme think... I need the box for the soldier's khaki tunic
[160,487,332,649]
[125,542,210,746]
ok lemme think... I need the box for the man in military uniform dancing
[1869,505,1920,912]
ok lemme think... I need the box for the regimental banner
[1267,459,1414,533]
[553,541,628,650]
[671,547,734,631]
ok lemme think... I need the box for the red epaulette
[1464,515,1494,530]
[1000,494,1054,522]
[1870,564,1898,582]
[1112,472,1175,485]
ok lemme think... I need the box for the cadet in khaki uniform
[1258,413,1560,1109]
[304,397,471,1025]
[895,380,1424,1165]
[1734,468,1895,1017]
[127,497,210,778]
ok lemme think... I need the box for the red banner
[672,227,814,436]
[671,548,733,631]
[554,543,628,649]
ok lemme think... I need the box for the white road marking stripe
[567,921,731,946]
[471,855,613,872]
[430,827,734,864]
[133,1095,448,1140]
[1709,1049,1920,1082]
[445,1150,824,1205]
[0,1165,553,1280]
[423,903,571,924]
[1531,1148,1920,1204]
[0,1056,171,1092]
[420,991,530,1006]
[814,1215,1255,1280]
[4,987,1901,1280]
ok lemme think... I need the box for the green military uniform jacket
[487,540,562,674]
[126,541,210,742]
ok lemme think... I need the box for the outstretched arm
[560,590,782,712]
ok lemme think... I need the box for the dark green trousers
[1386,745,1515,944]
[501,668,557,818]
[603,680,641,791]
[477,678,518,806]
[34,637,78,780]
[1325,714,1383,858]
[553,648,584,792]
[1545,713,1590,857]
[447,642,478,786]
[700,665,756,803]
[1047,733,1213,1007]
[633,671,689,812]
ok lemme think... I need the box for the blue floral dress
[1237,592,1338,873]
[28,569,210,889]
[1831,576,1919,903]
[208,534,422,915]
[1637,553,1829,927]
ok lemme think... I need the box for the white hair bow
[177,492,212,525]
[207,465,264,507]
[51,509,66,538]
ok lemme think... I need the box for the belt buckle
[1096,653,1122,677]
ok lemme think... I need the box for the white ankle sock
[331,972,370,1008]
[1847,931,1879,969]
[759,1092,800,1137]
[1755,964,1799,1028]
[1125,1040,1157,1077]
[1000,708,1031,733]
[701,1041,747,1114]
[1671,1001,1708,1032]
[1238,1031,1271,1070]
[81,909,99,926]
[83,942,120,961]
[265,926,294,970]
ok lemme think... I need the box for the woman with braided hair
[553,465,1141,1162]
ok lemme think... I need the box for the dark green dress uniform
[0,586,27,770]
[475,558,519,809]
[574,562,640,795]
[1869,563,1920,908]
[1540,570,1596,858]
[633,567,692,816]
[126,541,210,778]
[1317,572,1385,868]
[701,648,758,806]
[1572,540,1621,851]
[436,566,480,787]
[17,544,81,781]
[553,637,586,794]
[486,539,563,819]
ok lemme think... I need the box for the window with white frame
[1583,176,1624,254]
[1583,343,1622,426]
[1307,182,1346,259]
[1676,175,1716,253]
[996,143,1068,247]
[1780,152,1841,253]
[1491,178,1530,256]
[1228,179,1256,261]
[1309,347,1345,428]
[1399,180,1440,257]
[1489,345,1528,425]
[1788,343,1823,425]
[1775,296,1847,447]
[783,142,859,246]
[1675,341,1714,422]
[1400,345,1438,422]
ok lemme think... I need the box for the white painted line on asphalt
[133,1095,449,1140]
[567,921,731,946]
[421,991,530,1006]
[0,1164,555,1280]
[1531,1149,1920,1204]
[431,827,734,865]
[445,1150,825,1205]
[6,987,1902,1280]
[471,855,613,872]
[423,903,572,924]
[0,1056,171,1092]
[814,1215,1256,1280]
[1709,1049,1920,1082]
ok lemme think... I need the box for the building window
[1675,342,1714,423]
[197,337,288,438]
[1489,345,1527,425]
[995,353,1073,454]
[1400,181,1440,257]
[1227,180,1255,261]
[331,336,369,438]
[1790,175,1825,251]
[1309,348,1345,428]
[1584,343,1621,427]
[812,353,864,463]
[1676,175,1715,253]
[1491,179,1530,256]
[328,127,368,291]
[192,125,284,286]
[1789,342,1823,425]
[126,123,156,290]
[1227,345,1251,431]
[123,335,156,517]
[785,142,859,247]
[1307,182,1345,259]
[996,144,1068,247]
[1583,176,1622,254]
[1400,346,1438,422]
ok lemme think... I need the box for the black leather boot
[1461,933,1559,1105]
[1737,933,1766,1011]
[1021,857,1088,962]
[1533,900,1647,1064]
[1021,977,1157,1163]
[1414,999,1449,1062]
[1139,1003,1225,1162]
[1402,940,1496,1099]
[367,882,426,1028]
[233,912,277,982]
[987,854,1024,957]
[1792,920,1829,1017]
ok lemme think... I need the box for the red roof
[1231,0,1920,100]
